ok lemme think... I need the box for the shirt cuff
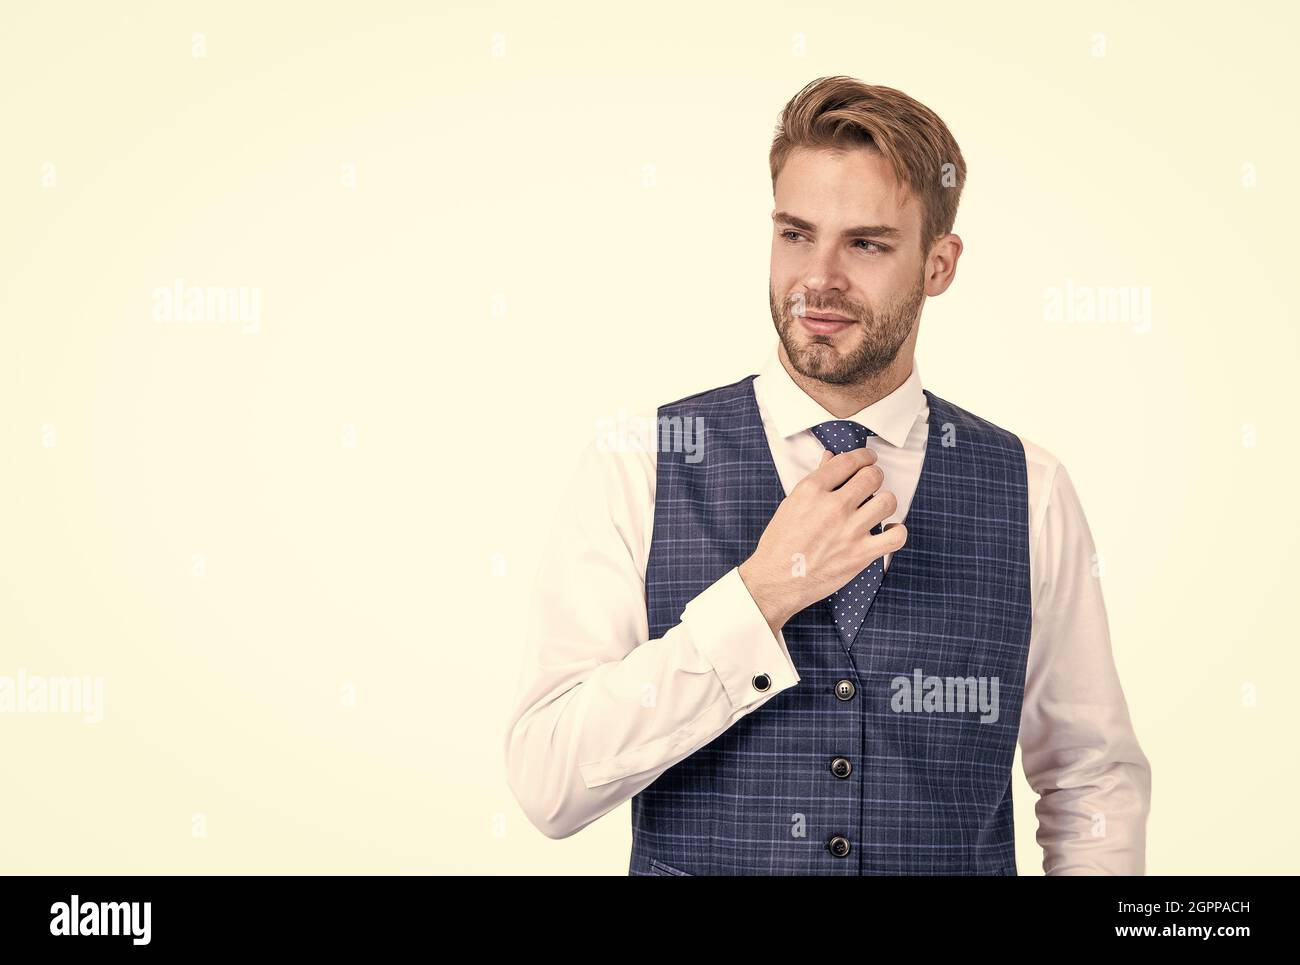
[680,566,801,710]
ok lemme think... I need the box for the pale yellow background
[1,1,1295,874]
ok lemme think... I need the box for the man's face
[769,146,928,385]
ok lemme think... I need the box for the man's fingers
[839,462,886,508]
[877,521,908,551]
[813,447,877,490]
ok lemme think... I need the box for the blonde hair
[769,76,966,254]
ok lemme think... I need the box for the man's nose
[800,244,850,294]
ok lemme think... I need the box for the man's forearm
[504,567,800,839]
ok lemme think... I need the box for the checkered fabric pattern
[632,374,1032,875]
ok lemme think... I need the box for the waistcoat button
[834,679,856,700]
[752,673,771,692]
[830,757,852,778]
[828,835,851,858]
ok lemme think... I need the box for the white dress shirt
[504,344,1152,874]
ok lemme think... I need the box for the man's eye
[781,231,886,253]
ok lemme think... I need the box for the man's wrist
[738,558,796,634]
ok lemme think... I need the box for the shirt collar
[754,342,925,448]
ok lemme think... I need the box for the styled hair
[769,76,966,253]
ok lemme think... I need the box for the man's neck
[777,342,913,419]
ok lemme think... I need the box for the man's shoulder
[1016,435,1063,484]
[656,373,758,413]
[925,392,1065,529]
[578,373,755,495]
[926,390,1022,444]
[928,392,1062,471]
[576,373,762,501]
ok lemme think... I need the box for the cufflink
[752,673,771,692]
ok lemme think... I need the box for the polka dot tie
[810,420,886,650]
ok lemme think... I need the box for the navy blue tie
[810,420,886,650]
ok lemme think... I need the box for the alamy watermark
[50,895,150,945]
[0,670,104,723]
[595,411,705,464]
[1044,278,1152,333]
[152,278,262,332]
[890,668,1000,724]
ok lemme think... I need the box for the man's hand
[738,447,907,634]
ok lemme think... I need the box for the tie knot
[810,419,876,455]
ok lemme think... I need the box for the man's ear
[924,232,963,296]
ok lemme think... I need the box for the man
[504,75,1151,875]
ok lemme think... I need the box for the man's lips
[798,311,855,334]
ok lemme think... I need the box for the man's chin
[788,341,851,382]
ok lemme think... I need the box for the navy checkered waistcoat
[631,374,1032,875]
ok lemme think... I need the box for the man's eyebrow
[772,211,902,239]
